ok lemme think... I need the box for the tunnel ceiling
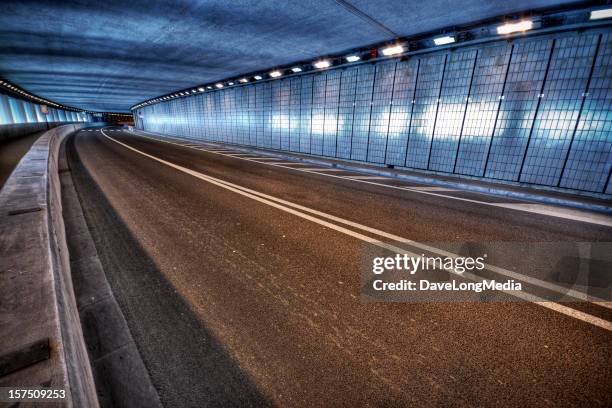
[0,0,579,113]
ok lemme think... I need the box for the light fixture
[239,78,248,83]
[215,83,224,88]
[198,87,205,92]
[313,60,331,69]
[270,70,282,78]
[433,35,456,46]
[590,8,612,20]
[346,55,360,62]
[291,67,302,73]
[254,75,263,80]
[191,89,197,93]
[381,45,404,56]
[497,20,533,35]
[207,86,213,89]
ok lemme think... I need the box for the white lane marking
[197,163,611,308]
[346,176,392,180]
[102,129,612,331]
[129,131,612,227]
[300,168,349,172]
[249,157,284,161]
[408,186,458,192]
[269,162,312,166]
[493,203,612,227]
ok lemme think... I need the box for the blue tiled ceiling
[0,0,575,112]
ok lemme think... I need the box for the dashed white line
[226,153,262,157]
[124,129,612,227]
[101,129,612,332]
[408,186,458,192]
[248,157,284,161]
[300,168,349,172]
[346,176,392,180]
[269,162,312,166]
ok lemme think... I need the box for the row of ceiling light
[132,6,612,110]
[0,79,82,111]
[100,113,133,117]
[131,41,418,109]
[0,79,133,117]
[129,18,541,110]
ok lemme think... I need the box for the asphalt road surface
[66,127,612,407]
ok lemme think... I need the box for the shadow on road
[66,133,272,407]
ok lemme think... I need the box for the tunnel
[0,1,611,407]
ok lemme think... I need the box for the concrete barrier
[0,124,99,407]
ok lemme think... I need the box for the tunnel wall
[0,122,83,143]
[0,92,91,127]
[133,28,612,198]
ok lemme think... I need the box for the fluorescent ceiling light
[215,83,223,88]
[254,75,263,80]
[269,71,282,78]
[239,78,248,83]
[346,55,360,62]
[291,67,302,73]
[198,87,205,92]
[207,86,213,89]
[433,35,456,46]
[590,8,612,20]
[497,20,533,35]
[313,60,330,69]
[381,45,404,56]
[228,82,234,85]
[191,89,197,93]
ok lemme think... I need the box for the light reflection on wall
[135,30,612,196]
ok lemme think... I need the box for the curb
[61,132,163,407]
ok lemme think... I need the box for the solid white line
[129,131,612,227]
[102,129,612,332]
[195,160,610,306]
